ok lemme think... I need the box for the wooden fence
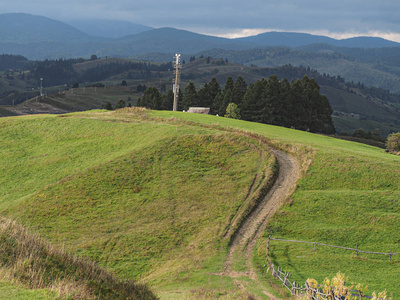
[267,236,399,262]
[268,263,386,300]
[266,236,391,299]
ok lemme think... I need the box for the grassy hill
[1,108,400,299]
[0,108,276,298]
[149,110,400,297]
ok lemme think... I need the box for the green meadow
[1,108,276,298]
[150,110,400,297]
[1,108,400,298]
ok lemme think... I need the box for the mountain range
[1,13,399,60]
[2,13,400,94]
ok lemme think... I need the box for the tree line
[138,75,336,134]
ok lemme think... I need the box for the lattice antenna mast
[173,53,181,111]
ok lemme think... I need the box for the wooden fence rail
[266,236,390,299]
[268,264,387,300]
[268,236,399,262]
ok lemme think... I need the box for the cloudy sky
[3,0,400,42]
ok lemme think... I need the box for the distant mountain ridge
[2,13,400,93]
[1,13,399,60]
[237,31,400,48]
[0,13,104,44]
[64,19,153,39]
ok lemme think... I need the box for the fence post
[283,272,288,288]
[266,235,271,265]
[356,243,359,257]
[314,242,316,252]
[389,250,392,262]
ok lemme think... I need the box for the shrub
[225,102,240,119]
[386,132,400,153]
[115,99,126,109]
[102,101,113,110]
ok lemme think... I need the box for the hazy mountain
[64,19,153,38]
[236,31,400,48]
[236,31,335,48]
[1,13,399,60]
[107,27,250,55]
[334,36,400,48]
[1,13,400,93]
[0,13,104,44]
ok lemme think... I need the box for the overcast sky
[3,0,400,42]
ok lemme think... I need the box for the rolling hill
[1,108,400,298]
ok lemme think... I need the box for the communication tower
[173,53,181,111]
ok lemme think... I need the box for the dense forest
[0,54,30,70]
[138,75,336,134]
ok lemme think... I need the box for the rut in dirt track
[223,148,300,279]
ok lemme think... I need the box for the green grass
[0,281,57,300]
[0,217,157,299]
[148,110,400,297]
[2,108,400,298]
[1,108,275,298]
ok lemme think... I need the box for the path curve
[215,147,301,293]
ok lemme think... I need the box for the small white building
[187,107,211,114]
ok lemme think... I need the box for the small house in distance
[187,107,210,114]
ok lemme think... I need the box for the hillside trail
[213,148,300,299]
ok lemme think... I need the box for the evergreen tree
[139,87,162,109]
[161,89,174,110]
[197,77,221,111]
[182,81,198,110]
[240,79,266,123]
[233,76,247,106]
[115,99,126,109]
[102,101,113,110]
[288,78,307,130]
[218,77,235,115]
[224,76,235,94]
[219,89,234,116]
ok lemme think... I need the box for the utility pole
[173,53,181,111]
[40,78,44,97]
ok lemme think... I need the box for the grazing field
[1,108,400,298]
[1,108,276,298]
[150,110,400,297]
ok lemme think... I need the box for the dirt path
[214,148,301,298]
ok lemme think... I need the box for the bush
[386,132,400,153]
[115,99,126,109]
[102,101,113,110]
[224,102,240,119]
